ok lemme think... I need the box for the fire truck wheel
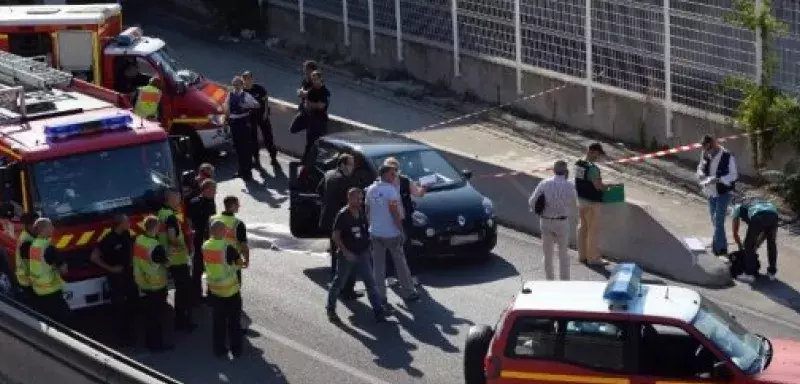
[464,324,494,384]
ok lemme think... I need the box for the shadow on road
[417,254,519,288]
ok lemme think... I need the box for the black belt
[542,216,567,220]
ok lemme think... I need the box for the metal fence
[277,0,800,136]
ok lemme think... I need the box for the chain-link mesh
[271,0,800,117]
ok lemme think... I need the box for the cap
[553,160,569,174]
[588,142,606,155]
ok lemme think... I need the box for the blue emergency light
[603,263,643,303]
[44,114,133,141]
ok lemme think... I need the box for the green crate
[603,184,625,203]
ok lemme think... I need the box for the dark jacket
[317,169,352,233]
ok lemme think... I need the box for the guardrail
[0,294,181,384]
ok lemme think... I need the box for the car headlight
[208,114,226,126]
[411,211,428,226]
[482,197,494,216]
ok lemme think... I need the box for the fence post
[299,0,305,33]
[342,0,350,46]
[451,0,460,76]
[395,0,403,61]
[514,0,522,95]
[664,0,673,138]
[755,0,763,84]
[585,0,593,115]
[368,0,376,54]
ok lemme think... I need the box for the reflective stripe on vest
[203,239,240,297]
[132,235,167,291]
[28,238,64,296]
[157,208,189,266]
[134,85,161,119]
[15,231,33,287]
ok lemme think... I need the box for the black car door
[289,140,342,238]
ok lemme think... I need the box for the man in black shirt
[90,214,137,346]
[188,179,217,304]
[213,195,249,284]
[242,71,278,168]
[318,154,360,299]
[326,188,386,323]
[301,70,330,165]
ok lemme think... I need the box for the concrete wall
[266,97,732,287]
[266,5,797,178]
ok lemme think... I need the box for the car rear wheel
[464,324,494,384]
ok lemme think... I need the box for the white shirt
[365,180,403,238]
[529,175,578,219]
[696,147,738,197]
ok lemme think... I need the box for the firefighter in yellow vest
[28,218,71,326]
[14,212,38,304]
[204,219,244,358]
[133,77,162,121]
[133,216,173,352]
[158,189,196,332]
[210,195,249,284]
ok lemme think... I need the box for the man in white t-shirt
[365,165,420,309]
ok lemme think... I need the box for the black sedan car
[289,130,497,260]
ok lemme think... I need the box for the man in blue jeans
[326,188,387,323]
[696,135,739,256]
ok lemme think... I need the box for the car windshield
[31,141,176,223]
[371,150,464,189]
[691,298,763,373]
[149,46,199,86]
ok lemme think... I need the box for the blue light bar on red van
[44,114,133,141]
[603,263,642,302]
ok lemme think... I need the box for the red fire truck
[0,3,229,161]
[0,50,194,310]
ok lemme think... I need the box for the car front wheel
[464,324,494,384]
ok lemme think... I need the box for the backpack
[727,250,760,277]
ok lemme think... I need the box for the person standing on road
[211,196,249,284]
[366,165,420,310]
[290,60,318,136]
[224,75,260,182]
[133,216,173,352]
[697,135,739,256]
[327,188,387,323]
[574,143,609,266]
[318,154,360,300]
[186,163,215,202]
[14,212,38,305]
[732,197,779,282]
[242,70,279,169]
[189,179,218,304]
[529,160,578,280]
[204,219,244,358]
[301,70,331,165]
[382,157,426,286]
[28,218,72,326]
[158,190,196,332]
[90,214,138,346]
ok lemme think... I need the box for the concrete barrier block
[264,97,732,287]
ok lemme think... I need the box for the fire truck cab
[0,3,229,161]
[0,50,194,310]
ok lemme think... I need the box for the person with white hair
[529,160,578,280]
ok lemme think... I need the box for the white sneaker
[738,275,756,284]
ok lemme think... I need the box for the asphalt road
[65,152,800,384]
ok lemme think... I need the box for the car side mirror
[0,202,14,219]
[174,81,187,95]
[463,169,473,180]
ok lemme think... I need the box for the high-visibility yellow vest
[15,230,34,287]
[28,238,64,296]
[132,235,167,291]
[210,213,243,252]
[203,239,240,297]
[157,207,188,266]
[134,85,161,119]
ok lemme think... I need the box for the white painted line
[248,323,393,384]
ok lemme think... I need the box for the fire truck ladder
[0,50,73,89]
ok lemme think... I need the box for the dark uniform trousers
[250,113,278,164]
[744,212,780,276]
[35,290,72,327]
[230,117,253,178]
[142,288,168,349]
[211,292,243,356]
[169,265,192,327]
[191,246,206,303]
[108,273,138,341]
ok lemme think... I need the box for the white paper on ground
[684,237,706,252]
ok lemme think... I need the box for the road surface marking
[248,323,393,384]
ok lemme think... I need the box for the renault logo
[457,215,466,226]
